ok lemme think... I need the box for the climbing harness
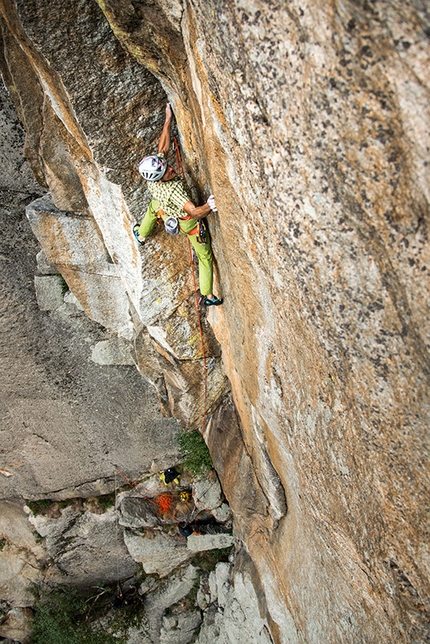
[163,212,201,237]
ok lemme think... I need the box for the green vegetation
[57,274,69,295]
[25,499,53,515]
[31,585,125,644]
[97,492,116,510]
[26,498,83,516]
[109,595,147,638]
[192,547,233,572]
[176,429,213,476]
[0,538,7,552]
[26,490,126,517]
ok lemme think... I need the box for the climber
[133,103,222,307]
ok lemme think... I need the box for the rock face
[1,1,429,643]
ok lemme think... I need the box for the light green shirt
[147,176,198,234]
[139,176,198,237]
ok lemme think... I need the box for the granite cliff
[0,0,429,642]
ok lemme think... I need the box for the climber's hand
[165,103,172,120]
[207,195,217,212]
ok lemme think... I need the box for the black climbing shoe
[133,224,145,246]
[203,296,223,306]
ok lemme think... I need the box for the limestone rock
[160,611,202,644]
[36,249,57,275]
[124,530,193,577]
[187,534,234,553]
[0,546,40,608]
[138,576,159,597]
[0,606,33,644]
[206,399,274,538]
[0,98,180,501]
[118,496,163,529]
[30,506,137,586]
[34,274,65,311]
[192,471,224,514]
[1,0,429,641]
[27,195,134,338]
[211,503,232,523]
[0,502,44,555]
[91,337,135,366]
[143,565,200,642]
[63,290,84,311]
[196,560,272,644]
[0,504,43,608]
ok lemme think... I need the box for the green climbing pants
[188,227,213,297]
[138,199,214,296]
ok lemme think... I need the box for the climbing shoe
[203,296,223,307]
[133,224,145,246]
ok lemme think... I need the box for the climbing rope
[173,136,208,436]
[174,135,184,177]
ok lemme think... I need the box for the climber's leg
[137,199,160,239]
[188,232,214,297]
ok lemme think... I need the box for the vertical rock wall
[174,3,429,643]
[1,0,429,642]
[0,0,228,427]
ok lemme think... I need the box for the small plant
[176,429,213,476]
[109,594,147,638]
[26,498,82,516]
[0,537,7,552]
[25,499,52,515]
[57,274,69,295]
[97,492,116,510]
[192,547,233,572]
[32,530,45,544]
[31,585,125,644]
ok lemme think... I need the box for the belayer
[133,103,223,307]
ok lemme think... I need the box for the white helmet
[138,155,167,181]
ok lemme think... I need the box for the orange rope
[155,494,173,514]
[113,466,194,526]
[173,136,208,436]
[174,136,184,177]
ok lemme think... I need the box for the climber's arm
[183,201,211,220]
[183,195,217,220]
[157,103,173,156]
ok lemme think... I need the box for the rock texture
[0,84,179,502]
[1,0,429,643]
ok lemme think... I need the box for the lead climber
[133,103,223,307]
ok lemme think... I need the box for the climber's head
[138,155,167,181]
